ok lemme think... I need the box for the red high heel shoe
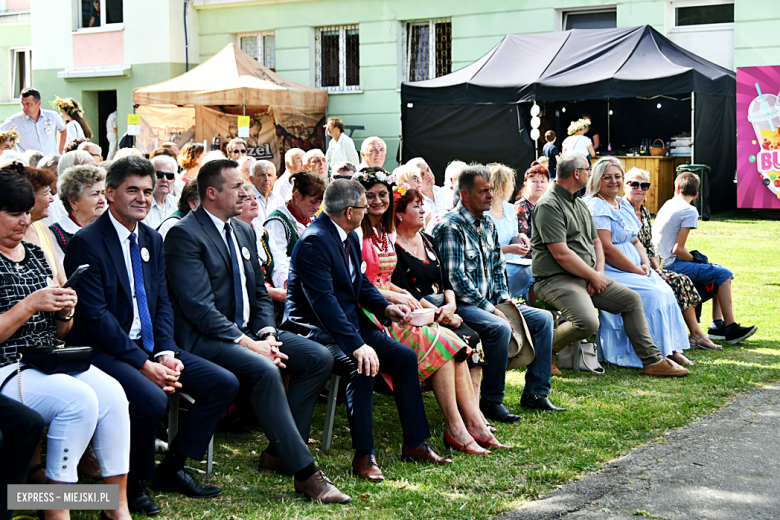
[443,431,491,455]
[469,432,512,450]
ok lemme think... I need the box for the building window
[675,2,734,27]
[80,0,123,29]
[238,31,276,71]
[10,47,32,100]
[404,19,451,82]
[562,8,617,30]
[315,25,359,92]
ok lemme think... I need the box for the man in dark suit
[65,156,240,516]
[283,179,451,483]
[164,159,349,504]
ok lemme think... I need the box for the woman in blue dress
[487,163,533,301]
[584,157,692,368]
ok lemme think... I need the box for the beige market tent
[133,43,327,108]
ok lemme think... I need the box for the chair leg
[207,436,214,475]
[167,395,179,445]
[321,374,340,451]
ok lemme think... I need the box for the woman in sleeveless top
[355,169,509,454]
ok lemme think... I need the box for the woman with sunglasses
[623,168,720,350]
[584,157,694,369]
[141,155,179,229]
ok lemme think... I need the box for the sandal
[689,335,722,350]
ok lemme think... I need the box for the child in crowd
[542,130,559,179]
[652,172,757,344]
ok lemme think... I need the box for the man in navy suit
[283,179,451,483]
[164,159,350,504]
[65,156,240,516]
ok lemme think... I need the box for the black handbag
[16,345,93,374]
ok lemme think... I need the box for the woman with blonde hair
[487,163,532,299]
[584,157,693,368]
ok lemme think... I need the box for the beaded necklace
[371,227,389,252]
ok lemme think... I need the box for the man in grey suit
[164,159,349,504]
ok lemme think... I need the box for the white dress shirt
[335,220,355,281]
[108,210,173,358]
[143,194,178,230]
[252,185,282,227]
[271,171,294,202]
[202,207,251,329]
[0,109,65,155]
[265,205,307,289]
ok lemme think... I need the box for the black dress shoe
[127,483,160,516]
[152,468,222,498]
[480,401,520,423]
[520,394,567,412]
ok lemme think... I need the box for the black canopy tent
[402,25,737,211]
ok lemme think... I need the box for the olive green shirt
[531,182,598,278]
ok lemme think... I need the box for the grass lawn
[60,211,779,520]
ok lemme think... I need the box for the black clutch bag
[16,345,93,374]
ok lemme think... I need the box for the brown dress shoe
[401,443,453,465]
[643,358,690,377]
[294,470,351,504]
[258,450,285,474]
[352,454,385,482]
[551,355,562,377]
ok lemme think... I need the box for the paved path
[501,382,780,520]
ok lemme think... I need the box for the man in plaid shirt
[434,165,564,422]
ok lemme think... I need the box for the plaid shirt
[433,202,510,313]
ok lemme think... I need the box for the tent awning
[402,25,736,104]
[133,43,328,108]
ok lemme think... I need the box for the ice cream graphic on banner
[747,83,780,199]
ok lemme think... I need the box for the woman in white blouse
[56,98,93,142]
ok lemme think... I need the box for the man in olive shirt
[530,151,689,377]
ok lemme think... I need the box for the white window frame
[314,24,360,93]
[557,5,618,32]
[9,47,32,102]
[667,0,734,34]
[401,18,451,83]
[75,0,123,32]
[236,31,276,70]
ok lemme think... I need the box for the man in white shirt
[143,155,179,229]
[272,148,305,201]
[0,88,66,155]
[250,160,281,225]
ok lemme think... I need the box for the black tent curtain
[695,94,736,212]
[402,104,535,187]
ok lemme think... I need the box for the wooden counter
[592,156,691,214]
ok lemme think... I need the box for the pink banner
[736,66,780,209]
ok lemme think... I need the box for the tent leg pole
[607,99,611,147]
[690,92,695,163]
[242,104,246,116]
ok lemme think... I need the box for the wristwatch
[54,309,75,322]
[258,329,276,341]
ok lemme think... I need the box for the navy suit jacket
[164,205,275,359]
[281,213,390,356]
[64,211,178,370]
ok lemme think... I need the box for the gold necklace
[596,193,620,210]
[398,231,420,257]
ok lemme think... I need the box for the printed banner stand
[127,114,141,137]
[237,115,250,138]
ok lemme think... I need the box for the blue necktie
[129,233,154,353]
[224,222,245,327]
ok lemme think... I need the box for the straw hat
[495,301,536,369]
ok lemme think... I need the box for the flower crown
[393,183,411,201]
[352,168,396,188]
[0,128,20,147]
[567,118,591,136]
[50,96,84,118]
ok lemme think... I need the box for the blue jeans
[456,301,554,402]
[666,259,733,287]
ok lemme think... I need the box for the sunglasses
[627,181,651,190]
[231,149,248,155]
[156,171,175,180]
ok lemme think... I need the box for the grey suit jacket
[164,205,276,359]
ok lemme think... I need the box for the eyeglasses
[310,157,326,164]
[366,192,389,201]
[577,167,592,173]
[347,205,369,213]
[627,181,651,191]
[89,153,101,159]
[156,171,175,180]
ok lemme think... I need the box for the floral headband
[50,96,84,118]
[567,118,591,136]
[0,128,19,146]
[393,183,411,201]
[352,168,396,188]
